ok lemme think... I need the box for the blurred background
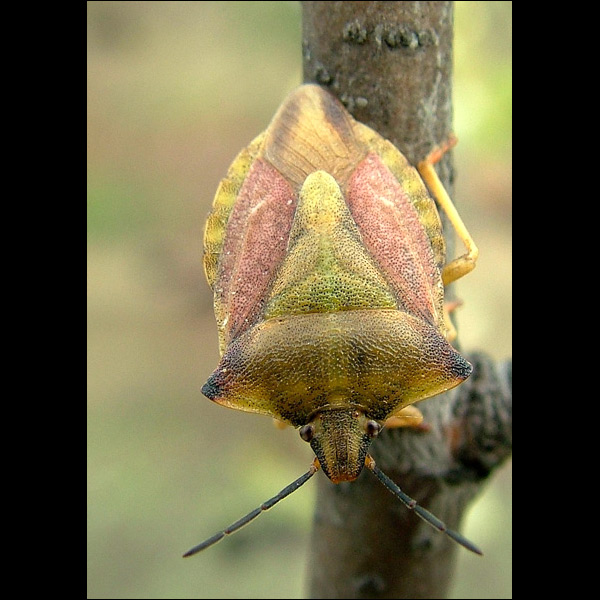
[87,2,512,598]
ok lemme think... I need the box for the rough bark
[301,2,512,598]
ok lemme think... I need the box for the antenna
[365,455,483,555]
[183,459,320,557]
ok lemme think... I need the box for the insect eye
[365,420,381,437]
[299,424,315,442]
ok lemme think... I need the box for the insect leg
[383,405,428,431]
[364,455,483,555]
[442,298,463,342]
[183,459,320,557]
[417,136,479,286]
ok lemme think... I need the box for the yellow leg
[443,299,463,342]
[417,135,479,286]
[384,405,429,431]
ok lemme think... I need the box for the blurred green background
[87,2,512,598]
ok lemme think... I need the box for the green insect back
[189,84,480,559]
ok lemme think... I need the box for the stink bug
[184,84,480,558]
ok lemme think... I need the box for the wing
[204,85,448,353]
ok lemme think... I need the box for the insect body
[186,84,479,557]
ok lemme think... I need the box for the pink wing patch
[216,158,296,343]
[346,152,440,324]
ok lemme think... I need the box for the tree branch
[301,2,512,598]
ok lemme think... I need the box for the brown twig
[301,2,512,598]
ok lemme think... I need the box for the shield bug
[184,84,480,558]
